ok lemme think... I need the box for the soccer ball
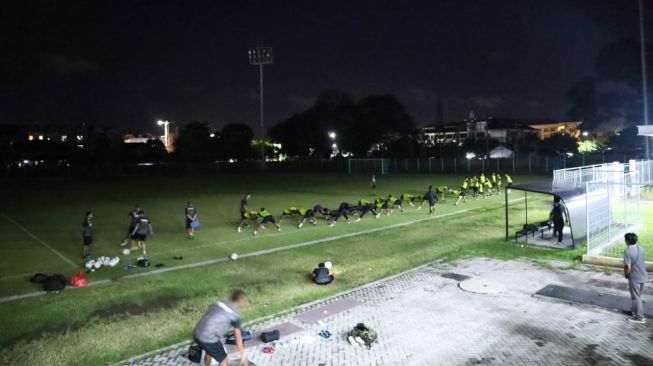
[85,260,95,269]
[230,253,238,260]
[324,261,333,270]
[122,249,130,256]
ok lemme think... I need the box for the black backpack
[30,273,49,283]
[261,330,280,343]
[187,343,201,363]
[43,275,67,292]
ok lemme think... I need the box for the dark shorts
[194,338,227,363]
[134,233,147,241]
[83,236,92,246]
[186,219,193,229]
[128,225,136,237]
[371,183,376,189]
[459,191,467,197]
[507,182,513,187]
[261,215,276,224]
[240,212,247,220]
[428,199,436,205]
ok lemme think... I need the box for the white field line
[0,197,525,304]
[0,213,77,268]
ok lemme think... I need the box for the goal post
[348,158,390,175]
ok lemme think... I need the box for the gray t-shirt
[82,219,93,237]
[193,301,242,343]
[624,245,648,284]
[136,216,151,235]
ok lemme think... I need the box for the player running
[131,210,153,255]
[121,205,140,247]
[455,179,469,206]
[185,201,198,239]
[418,186,439,214]
[370,174,377,196]
[435,186,451,201]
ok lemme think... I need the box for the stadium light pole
[248,46,274,165]
[640,0,650,158]
[157,120,170,151]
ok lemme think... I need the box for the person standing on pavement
[624,233,648,324]
[549,196,567,245]
[193,290,249,366]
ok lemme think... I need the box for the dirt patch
[1,295,182,347]
[90,295,180,320]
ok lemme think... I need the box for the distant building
[417,116,582,147]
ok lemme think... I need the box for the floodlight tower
[157,120,171,151]
[248,46,274,164]
[640,0,650,158]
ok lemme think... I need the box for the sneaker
[354,336,366,345]
[348,336,358,346]
[375,213,381,219]
[626,316,646,324]
[355,218,361,222]
[329,222,335,227]
[347,220,351,224]
[278,227,282,232]
[120,240,128,247]
[253,230,258,236]
[237,227,242,233]
[312,221,317,225]
[298,222,304,228]
[417,206,422,210]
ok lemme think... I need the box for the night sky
[0,1,647,134]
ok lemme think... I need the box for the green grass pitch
[0,172,648,366]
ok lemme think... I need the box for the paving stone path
[119,258,653,366]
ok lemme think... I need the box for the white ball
[122,249,130,255]
[94,261,102,269]
[85,260,95,269]
[230,253,238,260]
[324,261,332,270]
[520,244,524,248]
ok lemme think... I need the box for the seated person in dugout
[311,261,335,285]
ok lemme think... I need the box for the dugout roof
[506,181,587,248]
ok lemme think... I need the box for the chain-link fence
[585,171,642,256]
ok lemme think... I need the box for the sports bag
[348,323,377,349]
[190,220,200,229]
[136,258,150,267]
[260,330,280,343]
[224,330,252,345]
[187,343,202,363]
[30,273,49,283]
[43,274,67,292]
[69,271,88,288]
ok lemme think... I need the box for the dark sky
[0,0,647,134]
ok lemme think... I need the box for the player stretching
[297,208,317,228]
[356,199,379,221]
[436,186,451,201]
[387,194,403,212]
[279,207,301,224]
[238,211,260,235]
[418,186,438,214]
[325,207,350,227]
[313,204,330,220]
[256,208,281,233]
[370,174,377,196]
[400,193,422,207]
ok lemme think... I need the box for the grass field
[0,172,647,366]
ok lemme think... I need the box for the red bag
[69,271,88,288]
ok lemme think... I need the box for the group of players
[454,172,513,205]
[234,172,512,236]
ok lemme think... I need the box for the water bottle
[130,360,137,366]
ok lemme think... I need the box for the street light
[582,131,589,137]
[328,131,336,140]
[248,46,274,164]
[157,120,170,151]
